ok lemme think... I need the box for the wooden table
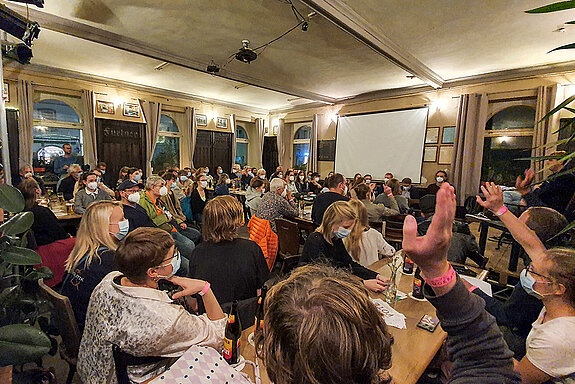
[292,206,318,233]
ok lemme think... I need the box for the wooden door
[96,119,146,184]
[263,136,278,176]
[6,109,19,178]
[193,130,213,171]
[213,132,232,173]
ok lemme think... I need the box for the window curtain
[81,89,97,168]
[308,114,319,172]
[277,118,291,170]
[186,106,196,168]
[533,85,558,182]
[451,93,489,205]
[17,79,34,169]
[256,117,265,168]
[139,100,162,176]
[230,114,236,171]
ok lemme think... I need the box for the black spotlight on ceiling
[235,40,257,64]
[2,43,33,64]
[301,21,308,31]
[207,60,220,73]
[0,4,41,46]
[8,0,44,8]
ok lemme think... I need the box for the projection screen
[335,107,428,183]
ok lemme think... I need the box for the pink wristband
[423,265,456,288]
[493,206,508,217]
[468,285,478,293]
[198,282,210,296]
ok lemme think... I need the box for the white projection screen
[335,107,428,183]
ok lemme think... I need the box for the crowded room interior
[1,1,575,384]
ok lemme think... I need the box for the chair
[466,250,489,269]
[112,345,164,384]
[275,218,302,275]
[38,279,81,384]
[383,214,407,249]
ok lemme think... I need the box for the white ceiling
[6,0,575,110]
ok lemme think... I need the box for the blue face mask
[187,172,192,177]
[157,251,181,279]
[180,176,188,182]
[113,219,130,240]
[134,174,142,182]
[520,269,548,300]
[97,176,101,183]
[334,227,352,239]
[169,182,176,189]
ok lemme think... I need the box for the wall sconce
[208,110,217,121]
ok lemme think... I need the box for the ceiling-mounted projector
[235,40,257,64]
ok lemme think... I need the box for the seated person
[257,186,521,383]
[241,166,253,190]
[189,174,210,223]
[91,168,115,198]
[354,183,399,223]
[426,170,449,195]
[177,169,193,196]
[73,172,113,214]
[344,199,396,267]
[57,163,82,201]
[374,178,408,213]
[189,196,269,311]
[417,194,480,265]
[245,177,265,216]
[117,179,154,232]
[127,167,143,183]
[363,174,378,197]
[160,173,189,225]
[254,177,299,233]
[308,172,323,194]
[285,170,298,195]
[300,200,388,293]
[162,171,186,201]
[77,227,226,384]
[116,166,130,188]
[214,173,231,196]
[61,200,125,331]
[400,177,416,199]
[12,164,46,194]
[18,179,74,287]
[311,173,350,225]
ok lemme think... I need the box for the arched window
[236,125,249,167]
[33,97,83,170]
[293,124,311,168]
[152,114,182,172]
[481,105,535,185]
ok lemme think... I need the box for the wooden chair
[275,218,302,275]
[383,214,407,249]
[38,279,81,384]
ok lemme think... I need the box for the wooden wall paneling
[213,131,232,173]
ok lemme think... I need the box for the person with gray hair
[57,163,83,201]
[12,164,46,193]
[137,175,199,267]
[254,177,299,232]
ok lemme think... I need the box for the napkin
[370,298,407,329]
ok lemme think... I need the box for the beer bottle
[412,266,425,300]
[254,286,268,335]
[402,252,414,274]
[223,300,242,364]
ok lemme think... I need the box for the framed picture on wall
[438,146,453,164]
[423,146,438,162]
[3,83,8,102]
[425,127,440,144]
[264,125,269,135]
[123,102,140,118]
[96,100,115,114]
[442,126,456,144]
[196,114,207,126]
[216,117,228,128]
[272,125,278,135]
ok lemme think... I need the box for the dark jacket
[214,184,230,196]
[57,175,78,201]
[189,189,208,215]
[418,216,480,264]
[27,205,69,247]
[523,171,575,218]
[311,191,349,225]
[122,203,156,232]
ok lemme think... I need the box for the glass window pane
[481,136,533,185]
[558,118,575,152]
[293,143,309,167]
[33,99,80,123]
[485,106,535,131]
[235,142,248,167]
[33,126,83,173]
[294,125,311,139]
[159,114,179,133]
[236,126,248,139]
[152,136,180,172]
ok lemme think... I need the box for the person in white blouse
[77,227,227,384]
[344,199,396,267]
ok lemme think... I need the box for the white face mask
[299,175,305,180]
[436,177,444,183]
[383,178,389,183]
[87,182,98,191]
[314,177,320,182]
[127,192,140,204]
[365,179,371,184]
[225,179,231,184]
[281,188,287,198]
[342,185,348,195]
[205,169,209,174]
[259,174,266,179]
[261,188,266,193]
[289,176,295,181]
[159,186,169,196]
[200,181,208,189]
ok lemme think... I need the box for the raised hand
[515,169,535,195]
[476,182,504,212]
[402,183,456,278]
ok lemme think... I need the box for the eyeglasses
[526,264,554,283]
[158,249,180,268]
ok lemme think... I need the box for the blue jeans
[170,232,194,276]
[178,226,201,245]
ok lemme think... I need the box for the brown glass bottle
[412,266,425,300]
[223,300,242,364]
[254,286,268,335]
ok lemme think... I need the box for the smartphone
[417,314,439,332]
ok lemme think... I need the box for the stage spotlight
[0,4,41,46]
[8,0,44,8]
[301,21,308,31]
[2,43,33,64]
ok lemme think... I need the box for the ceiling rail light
[154,61,170,71]
[8,0,44,7]
[235,40,257,64]
[2,43,32,64]
[0,4,40,46]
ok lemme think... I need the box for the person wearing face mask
[73,172,113,214]
[354,183,399,225]
[118,179,156,232]
[295,171,310,194]
[189,174,210,223]
[426,170,449,195]
[311,173,350,225]
[128,167,143,184]
[214,173,231,196]
[60,201,125,332]
[270,166,283,181]
[245,177,265,217]
[77,227,227,384]
[57,163,83,201]
[18,179,75,287]
[162,171,186,202]
[241,165,254,190]
[400,177,418,200]
[285,170,298,195]
[301,201,389,293]
[308,172,323,194]
[253,178,299,233]
[177,169,192,196]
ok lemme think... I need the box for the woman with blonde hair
[344,199,396,267]
[300,200,388,292]
[61,200,128,331]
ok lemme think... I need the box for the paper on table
[370,298,407,329]
[461,276,492,297]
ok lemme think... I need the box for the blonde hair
[202,196,243,243]
[65,200,122,271]
[317,201,357,244]
[344,199,370,261]
[546,247,575,306]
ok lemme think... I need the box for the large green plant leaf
[0,324,51,366]
[538,94,575,123]
[0,184,24,213]
[0,245,41,265]
[549,42,575,53]
[0,212,34,236]
[526,1,575,13]
[24,266,53,282]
